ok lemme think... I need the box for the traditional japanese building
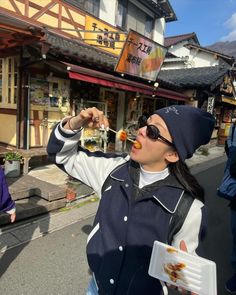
[0,0,189,166]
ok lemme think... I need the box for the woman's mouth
[133,140,142,149]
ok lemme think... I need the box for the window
[67,0,100,17]
[116,0,127,29]
[85,0,99,16]
[145,15,154,39]
[0,56,19,108]
[127,2,154,38]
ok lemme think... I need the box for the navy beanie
[153,105,215,161]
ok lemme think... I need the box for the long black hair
[169,160,204,203]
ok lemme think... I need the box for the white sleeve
[49,120,129,198]
[6,207,16,214]
[171,199,204,254]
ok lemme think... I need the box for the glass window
[66,0,99,16]
[0,56,19,108]
[145,15,154,38]
[127,2,153,37]
[85,0,100,16]
[117,0,127,29]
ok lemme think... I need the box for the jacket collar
[109,160,186,213]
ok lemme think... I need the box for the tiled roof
[45,32,118,69]
[158,66,230,89]
[164,33,199,47]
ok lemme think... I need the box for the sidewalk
[0,146,227,253]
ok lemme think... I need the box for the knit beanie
[153,105,215,161]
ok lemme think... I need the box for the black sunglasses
[138,119,174,147]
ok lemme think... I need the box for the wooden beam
[0,23,32,35]
[64,6,82,39]
[31,0,56,20]
[25,0,29,17]
[9,0,22,15]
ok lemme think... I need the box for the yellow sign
[84,15,126,56]
[222,96,236,105]
[115,29,167,81]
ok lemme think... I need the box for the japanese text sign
[85,15,126,56]
[115,30,167,81]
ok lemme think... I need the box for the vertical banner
[115,29,167,81]
[207,96,215,114]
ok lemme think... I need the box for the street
[0,159,233,295]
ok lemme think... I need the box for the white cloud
[221,12,236,41]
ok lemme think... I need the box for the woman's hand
[10,212,16,223]
[64,107,109,131]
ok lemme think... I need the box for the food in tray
[166,247,178,254]
[163,262,187,283]
[163,247,187,284]
[149,241,217,295]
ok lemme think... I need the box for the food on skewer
[116,129,128,141]
[133,140,142,149]
[109,128,142,149]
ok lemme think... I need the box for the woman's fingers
[179,240,188,252]
[10,212,16,223]
[80,107,109,129]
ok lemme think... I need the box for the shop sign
[84,15,126,56]
[222,96,236,106]
[115,29,167,81]
[207,96,215,114]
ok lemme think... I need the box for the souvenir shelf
[80,128,108,152]
[78,99,108,152]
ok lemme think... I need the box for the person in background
[225,110,236,294]
[47,105,215,295]
[0,166,16,223]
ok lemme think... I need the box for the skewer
[109,128,136,143]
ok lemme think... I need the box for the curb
[0,195,99,253]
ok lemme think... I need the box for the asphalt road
[0,159,232,295]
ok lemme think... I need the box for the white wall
[153,18,165,45]
[188,49,219,67]
[98,0,166,45]
[99,0,116,26]
[167,41,219,68]
[168,42,190,58]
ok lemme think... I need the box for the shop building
[0,0,189,159]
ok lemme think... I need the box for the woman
[47,105,215,295]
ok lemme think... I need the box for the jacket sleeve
[0,167,15,213]
[171,199,205,255]
[47,119,129,197]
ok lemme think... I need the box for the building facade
[0,0,188,153]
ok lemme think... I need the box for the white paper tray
[148,241,217,295]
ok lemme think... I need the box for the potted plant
[4,151,22,177]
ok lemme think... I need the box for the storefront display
[81,128,107,152]
[29,75,70,147]
[78,99,108,152]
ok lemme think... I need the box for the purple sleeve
[0,167,15,212]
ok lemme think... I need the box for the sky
[165,0,236,46]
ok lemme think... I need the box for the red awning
[65,62,189,101]
[69,72,156,95]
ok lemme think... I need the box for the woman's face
[130,114,179,171]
